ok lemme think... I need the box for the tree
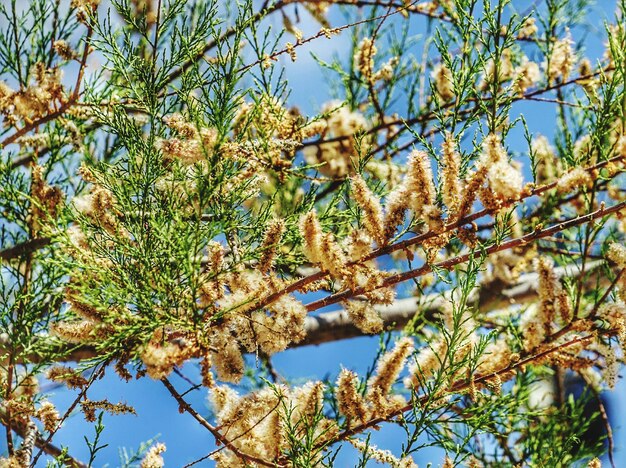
[1,0,625,465]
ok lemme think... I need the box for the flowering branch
[0,21,93,148]
[305,200,626,312]
[2,0,625,465]
[253,153,625,314]
[160,378,278,468]
[312,329,615,454]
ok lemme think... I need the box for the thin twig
[237,2,414,74]
[0,413,88,468]
[30,364,105,468]
[160,378,279,468]
[299,65,614,152]
[587,384,616,468]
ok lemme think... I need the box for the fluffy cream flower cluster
[30,165,64,235]
[140,443,166,468]
[607,243,626,305]
[532,134,561,184]
[556,166,593,194]
[71,184,121,234]
[350,439,418,467]
[484,136,524,202]
[205,268,308,382]
[521,257,572,351]
[0,63,65,127]
[303,101,368,177]
[156,113,218,165]
[52,39,77,60]
[384,150,442,241]
[432,63,455,102]
[455,134,524,222]
[477,48,540,94]
[208,337,414,466]
[54,234,308,385]
[404,304,480,389]
[545,33,574,83]
[210,381,332,465]
[517,17,538,39]
[514,57,541,94]
[354,37,399,82]
[338,337,414,422]
[441,133,462,216]
[354,37,377,80]
[299,208,394,333]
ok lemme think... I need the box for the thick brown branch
[0,238,51,261]
[3,261,605,362]
[300,260,604,346]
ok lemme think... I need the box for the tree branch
[304,329,616,458]
[300,260,605,346]
[304,201,626,312]
[1,260,605,363]
[160,378,278,468]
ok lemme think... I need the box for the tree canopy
[1,0,626,466]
